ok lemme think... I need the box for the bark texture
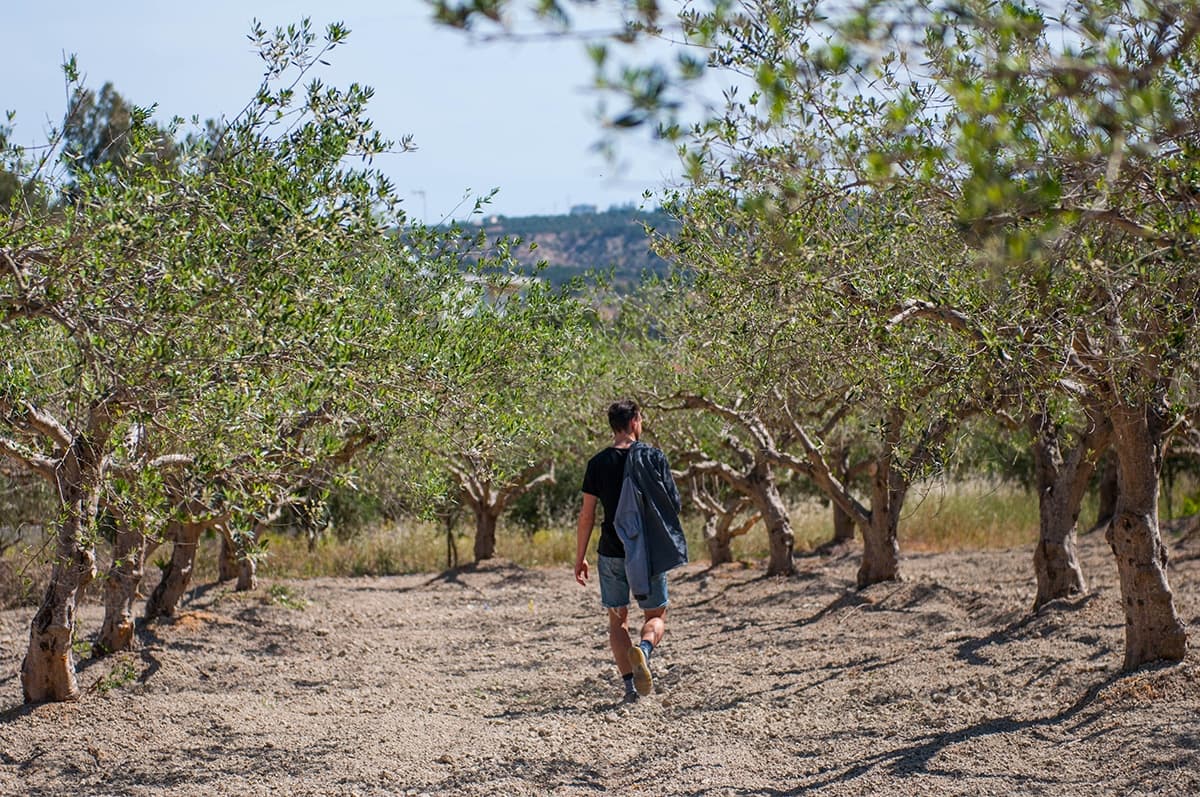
[1107,404,1187,669]
[751,468,795,577]
[829,448,856,546]
[695,492,758,567]
[144,520,205,620]
[22,437,102,703]
[472,510,500,562]
[1095,454,1119,531]
[703,514,732,566]
[98,520,152,654]
[237,555,257,592]
[234,523,262,592]
[1029,411,1109,609]
[858,460,904,588]
[831,503,855,546]
[217,523,239,583]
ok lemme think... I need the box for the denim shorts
[598,554,669,610]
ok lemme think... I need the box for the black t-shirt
[581,446,630,558]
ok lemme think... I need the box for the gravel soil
[2,530,1199,796]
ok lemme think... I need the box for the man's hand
[575,493,597,586]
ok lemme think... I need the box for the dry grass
[252,479,1056,577]
[256,519,588,578]
[728,479,1087,561]
[0,478,1195,593]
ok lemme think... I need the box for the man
[574,399,687,701]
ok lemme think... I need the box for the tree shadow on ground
[956,593,1099,666]
[687,568,825,609]
[0,700,35,722]
[793,590,874,628]
[752,669,1136,796]
[386,558,537,596]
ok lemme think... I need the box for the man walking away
[574,399,687,701]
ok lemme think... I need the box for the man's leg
[607,607,642,701]
[607,606,634,674]
[628,572,669,697]
[639,607,666,648]
[628,607,666,697]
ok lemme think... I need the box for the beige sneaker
[629,645,652,696]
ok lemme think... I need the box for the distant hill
[468,206,679,289]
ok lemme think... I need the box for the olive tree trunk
[237,556,257,591]
[1106,404,1187,669]
[471,508,501,562]
[829,447,855,546]
[1032,485,1088,609]
[831,503,855,546]
[217,522,239,582]
[857,460,905,588]
[454,460,554,564]
[1029,412,1109,609]
[749,466,794,577]
[235,521,269,591]
[703,505,758,567]
[236,535,258,590]
[703,514,733,566]
[144,520,204,620]
[22,439,101,703]
[98,520,157,654]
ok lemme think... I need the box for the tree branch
[0,434,57,484]
[675,459,752,494]
[495,459,555,512]
[0,398,73,450]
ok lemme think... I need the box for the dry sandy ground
[2,530,1199,796]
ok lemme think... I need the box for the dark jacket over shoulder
[614,442,688,599]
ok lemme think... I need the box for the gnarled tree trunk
[234,518,273,591]
[703,513,732,566]
[471,509,501,562]
[98,519,157,654]
[750,466,794,577]
[709,509,759,567]
[22,437,102,703]
[237,555,257,591]
[1107,403,1187,670]
[832,503,855,546]
[858,459,904,588]
[454,459,554,564]
[1033,488,1087,609]
[829,447,856,547]
[217,522,239,582]
[1029,411,1109,609]
[144,520,205,620]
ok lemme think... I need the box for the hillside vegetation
[468,206,678,288]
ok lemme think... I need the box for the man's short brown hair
[608,399,640,433]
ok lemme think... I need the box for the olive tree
[436,261,595,563]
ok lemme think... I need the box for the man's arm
[574,492,598,585]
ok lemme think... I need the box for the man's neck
[612,433,637,449]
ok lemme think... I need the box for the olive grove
[439,0,1199,670]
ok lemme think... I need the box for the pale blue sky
[6,0,690,221]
